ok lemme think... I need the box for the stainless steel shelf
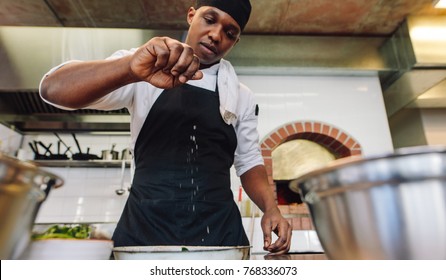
[32,159,131,168]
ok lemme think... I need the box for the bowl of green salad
[20,224,113,260]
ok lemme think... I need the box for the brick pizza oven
[260,120,363,231]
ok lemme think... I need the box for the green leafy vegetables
[32,224,91,240]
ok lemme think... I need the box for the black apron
[112,83,249,247]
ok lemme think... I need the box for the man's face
[185,6,241,67]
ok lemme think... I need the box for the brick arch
[259,121,363,230]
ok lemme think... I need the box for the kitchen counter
[250,253,327,260]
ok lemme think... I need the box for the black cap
[195,0,252,31]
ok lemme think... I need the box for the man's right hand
[129,37,203,89]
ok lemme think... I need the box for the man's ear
[187,7,196,25]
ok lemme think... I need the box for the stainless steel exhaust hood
[0,27,183,133]
[1,16,445,132]
[382,16,446,116]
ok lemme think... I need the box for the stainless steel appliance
[289,146,446,259]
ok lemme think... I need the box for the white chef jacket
[39,49,264,176]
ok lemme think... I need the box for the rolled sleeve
[234,87,264,177]
[39,50,137,111]
[39,60,81,111]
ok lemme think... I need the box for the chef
[39,0,291,255]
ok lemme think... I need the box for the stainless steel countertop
[250,253,327,260]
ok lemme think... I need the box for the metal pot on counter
[289,146,446,260]
[101,150,119,160]
[121,148,132,160]
[0,153,63,259]
[102,147,132,161]
[101,144,119,160]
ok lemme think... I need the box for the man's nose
[208,25,222,43]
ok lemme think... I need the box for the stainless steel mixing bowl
[289,146,446,260]
[0,153,63,259]
[113,245,251,260]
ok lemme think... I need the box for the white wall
[36,166,131,223]
[239,74,394,156]
[18,133,132,224]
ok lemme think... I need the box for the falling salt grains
[192,204,195,212]
[188,125,199,203]
[207,226,210,234]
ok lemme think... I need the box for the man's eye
[227,32,235,39]
[204,17,214,24]
[226,31,238,40]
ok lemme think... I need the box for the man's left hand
[261,207,292,255]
